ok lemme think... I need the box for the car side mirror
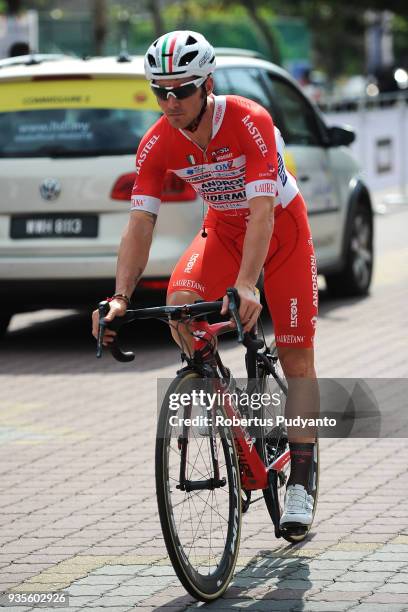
[327,125,355,147]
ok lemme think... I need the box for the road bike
[96,288,319,602]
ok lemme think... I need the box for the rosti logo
[290,297,298,328]
[242,114,268,157]
[184,253,200,273]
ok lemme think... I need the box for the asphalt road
[0,204,407,612]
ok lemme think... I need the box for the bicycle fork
[176,404,226,493]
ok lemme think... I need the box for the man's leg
[166,223,240,356]
[262,197,318,527]
[167,290,201,356]
[277,346,318,495]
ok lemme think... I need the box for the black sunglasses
[151,76,207,101]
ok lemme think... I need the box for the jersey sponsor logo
[211,201,249,210]
[186,166,204,176]
[277,151,288,186]
[204,190,247,203]
[184,252,200,273]
[311,315,318,330]
[136,134,160,174]
[310,255,318,308]
[131,197,145,207]
[254,182,274,194]
[211,147,230,157]
[290,297,298,328]
[173,279,205,293]
[276,334,305,344]
[242,114,268,157]
[214,102,224,126]
[200,178,243,191]
[214,161,233,171]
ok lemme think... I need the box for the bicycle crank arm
[177,477,226,492]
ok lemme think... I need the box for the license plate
[10,214,98,239]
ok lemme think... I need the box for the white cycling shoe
[280,484,314,528]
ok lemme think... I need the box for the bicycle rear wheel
[155,371,242,602]
[255,343,319,543]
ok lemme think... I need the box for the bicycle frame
[186,319,290,492]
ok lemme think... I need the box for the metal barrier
[323,91,408,207]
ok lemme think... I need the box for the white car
[0,52,374,336]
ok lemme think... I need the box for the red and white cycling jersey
[131,95,299,215]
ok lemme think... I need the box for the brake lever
[96,301,109,359]
[226,287,244,343]
[96,300,135,362]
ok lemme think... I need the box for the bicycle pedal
[280,522,308,537]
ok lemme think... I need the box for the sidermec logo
[241,114,268,157]
[290,297,298,328]
[136,134,160,174]
[184,253,199,274]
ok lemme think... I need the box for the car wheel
[325,203,373,298]
[0,312,13,339]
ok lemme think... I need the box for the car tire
[0,312,13,339]
[325,203,373,298]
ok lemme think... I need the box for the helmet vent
[186,35,197,46]
[147,53,157,67]
[179,50,198,66]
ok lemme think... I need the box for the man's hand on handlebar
[221,284,262,334]
[91,298,127,345]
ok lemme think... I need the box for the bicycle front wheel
[155,371,242,602]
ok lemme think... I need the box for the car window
[214,66,286,135]
[0,107,160,158]
[265,75,321,146]
[220,67,272,110]
[213,69,231,96]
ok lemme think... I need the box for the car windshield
[0,107,160,157]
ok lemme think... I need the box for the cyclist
[92,31,318,531]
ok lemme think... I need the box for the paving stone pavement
[0,208,408,611]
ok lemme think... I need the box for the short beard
[183,86,208,132]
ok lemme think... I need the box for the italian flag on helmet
[144,30,216,81]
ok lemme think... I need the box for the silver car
[0,52,373,336]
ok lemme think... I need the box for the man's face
[152,76,213,129]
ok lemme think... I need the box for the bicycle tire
[255,343,319,543]
[155,371,242,602]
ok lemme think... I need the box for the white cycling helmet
[144,30,216,81]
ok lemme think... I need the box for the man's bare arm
[221,195,274,332]
[92,210,157,340]
[236,195,275,290]
[115,211,157,299]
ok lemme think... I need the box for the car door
[214,66,341,267]
[260,71,341,265]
